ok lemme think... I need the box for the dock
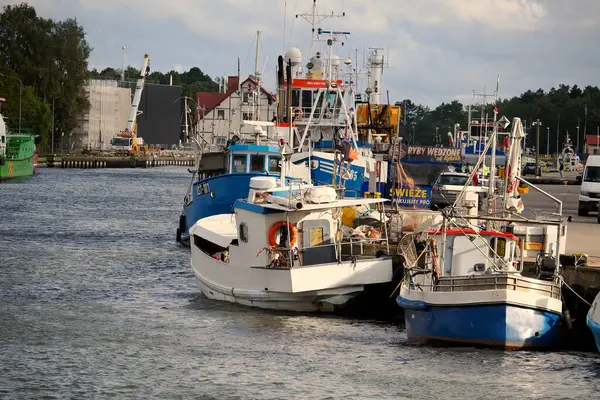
[39,154,194,169]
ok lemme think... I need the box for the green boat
[0,97,36,181]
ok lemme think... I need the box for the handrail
[517,176,563,216]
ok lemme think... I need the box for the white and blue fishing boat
[587,293,600,352]
[396,117,566,350]
[177,121,311,245]
[396,226,563,349]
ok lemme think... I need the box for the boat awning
[190,214,237,248]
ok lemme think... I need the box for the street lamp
[0,72,22,133]
[576,125,580,154]
[546,127,550,156]
[435,127,439,145]
[532,119,542,177]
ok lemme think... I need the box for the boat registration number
[197,182,210,196]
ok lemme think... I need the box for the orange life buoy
[268,221,298,248]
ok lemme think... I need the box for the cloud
[3,0,600,107]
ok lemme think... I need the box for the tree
[0,65,52,146]
[0,3,91,151]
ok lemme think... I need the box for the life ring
[268,221,298,248]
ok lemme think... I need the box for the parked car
[522,162,538,176]
[430,172,485,211]
[579,155,600,216]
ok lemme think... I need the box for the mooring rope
[556,275,592,307]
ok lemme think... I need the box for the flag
[494,107,498,114]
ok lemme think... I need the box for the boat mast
[255,30,261,121]
[487,76,500,220]
[296,0,345,53]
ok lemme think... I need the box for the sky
[4,0,600,107]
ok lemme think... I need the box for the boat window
[584,166,600,183]
[489,237,506,258]
[291,89,300,108]
[250,155,265,172]
[239,223,249,243]
[302,90,312,110]
[268,156,281,173]
[309,227,324,247]
[233,154,247,172]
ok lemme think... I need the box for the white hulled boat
[189,170,394,312]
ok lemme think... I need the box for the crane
[111,53,150,152]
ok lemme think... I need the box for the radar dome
[284,47,302,66]
[331,55,340,67]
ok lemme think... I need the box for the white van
[578,155,600,216]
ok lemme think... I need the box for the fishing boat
[177,123,310,245]
[188,153,394,312]
[178,5,391,243]
[588,293,600,352]
[557,132,581,172]
[0,98,36,181]
[395,117,566,350]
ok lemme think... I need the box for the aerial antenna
[296,0,345,52]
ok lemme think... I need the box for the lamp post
[435,127,439,145]
[546,127,550,156]
[0,73,22,133]
[532,119,542,177]
[576,124,580,154]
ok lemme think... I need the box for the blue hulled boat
[396,117,565,350]
[176,141,309,245]
[396,228,564,350]
[587,293,600,352]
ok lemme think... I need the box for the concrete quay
[41,154,194,169]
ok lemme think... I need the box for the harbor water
[1,168,598,399]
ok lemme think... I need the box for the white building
[72,80,131,150]
[195,76,276,146]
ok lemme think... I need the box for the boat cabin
[227,144,283,175]
[191,177,389,269]
[428,228,520,276]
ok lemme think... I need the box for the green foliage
[400,84,600,152]
[0,65,52,146]
[90,64,220,99]
[0,3,90,151]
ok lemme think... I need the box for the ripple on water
[1,168,599,399]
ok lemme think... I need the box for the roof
[239,197,389,213]
[586,134,600,146]
[190,214,237,247]
[427,227,518,240]
[195,75,276,122]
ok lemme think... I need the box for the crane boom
[126,54,150,135]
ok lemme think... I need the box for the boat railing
[432,275,561,299]
[264,236,390,269]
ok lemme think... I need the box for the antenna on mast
[296,0,345,52]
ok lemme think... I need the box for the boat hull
[587,294,600,352]
[397,287,563,350]
[0,157,34,181]
[179,173,274,244]
[292,151,387,197]
[191,244,393,313]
